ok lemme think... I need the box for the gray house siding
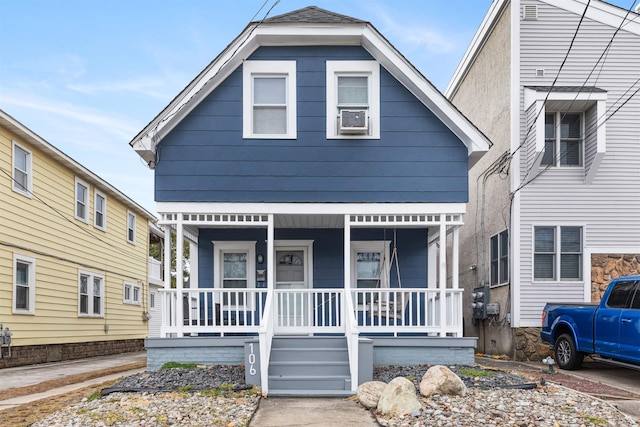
[517,1,640,325]
[448,3,513,355]
[154,45,469,203]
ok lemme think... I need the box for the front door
[275,246,311,333]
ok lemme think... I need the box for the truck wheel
[554,333,583,370]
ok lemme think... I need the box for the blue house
[130,6,490,396]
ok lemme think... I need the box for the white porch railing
[149,257,162,283]
[352,288,463,337]
[159,288,268,336]
[159,287,462,337]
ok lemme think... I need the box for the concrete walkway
[249,397,379,426]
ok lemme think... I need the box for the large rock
[356,381,387,408]
[419,365,467,397]
[377,377,422,416]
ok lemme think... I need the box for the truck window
[631,286,640,309]
[606,281,637,308]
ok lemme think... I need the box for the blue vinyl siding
[155,46,468,203]
[198,228,427,290]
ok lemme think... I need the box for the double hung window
[13,254,36,314]
[542,112,583,167]
[94,191,107,231]
[79,271,104,316]
[534,226,582,281]
[243,61,296,139]
[490,230,509,286]
[75,178,89,222]
[326,61,380,139]
[127,211,136,244]
[213,241,256,308]
[12,142,32,197]
[124,281,141,305]
[351,241,389,304]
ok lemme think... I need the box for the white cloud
[67,77,171,100]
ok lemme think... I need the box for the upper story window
[534,226,582,282]
[542,112,582,167]
[127,211,136,244]
[75,178,89,223]
[79,270,103,317]
[490,230,509,286]
[94,190,107,231]
[326,61,380,139]
[243,60,297,139]
[13,253,36,314]
[12,141,32,197]
[524,86,606,184]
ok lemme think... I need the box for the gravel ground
[29,364,638,427]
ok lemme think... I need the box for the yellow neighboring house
[0,109,155,368]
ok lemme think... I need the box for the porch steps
[268,336,353,396]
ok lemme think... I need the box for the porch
[151,207,474,395]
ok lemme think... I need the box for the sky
[0,0,635,215]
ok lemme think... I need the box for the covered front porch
[151,204,474,395]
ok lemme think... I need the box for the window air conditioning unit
[339,110,368,134]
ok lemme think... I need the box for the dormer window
[524,86,606,183]
[243,60,297,139]
[326,61,380,139]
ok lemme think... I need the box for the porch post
[189,240,198,288]
[163,225,172,290]
[439,222,447,336]
[452,225,459,290]
[176,215,184,337]
[267,214,274,290]
[344,214,351,291]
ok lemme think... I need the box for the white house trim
[511,0,522,328]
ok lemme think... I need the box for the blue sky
[0,0,634,214]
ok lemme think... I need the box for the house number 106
[248,343,256,376]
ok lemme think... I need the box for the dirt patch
[0,360,145,402]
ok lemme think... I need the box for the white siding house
[447,0,640,360]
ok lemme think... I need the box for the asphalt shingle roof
[261,5,366,24]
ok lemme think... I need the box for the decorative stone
[419,365,467,397]
[356,381,387,408]
[377,377,422,416]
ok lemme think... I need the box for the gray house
[446,0,640,360]
[130,6,489,395]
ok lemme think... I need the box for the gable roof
[1,109,155,220]
[446,0,640,98]
[130,6,491,169]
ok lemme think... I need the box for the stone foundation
[513,253,640,362]
[0,339,144,369]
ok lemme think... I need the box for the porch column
[427,230,437,289]
[163,225,172,290]
[267,214,274,290]
[176,215,184,337]
[439,222,447,336]
[189,240,198,288]
[344,215,351,290]
[452,225,459,290]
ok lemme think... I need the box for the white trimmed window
[326,61,380,139]
[149,291,156,309]
[213,241,256,308]
[124,281,141,305]
[542,112,583,167]
[79,270,104,317]
[94,190,107,231]
[127,211,136,244]
[243,60,297,139]
[351,241,389,304]
[75,177,89,222]
[490,230,509,286]
[13,254,36,314]
[534,226,583,281]
[524,87,606,183]
[12,141,32,197]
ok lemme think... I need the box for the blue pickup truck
[541,276,640,370]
